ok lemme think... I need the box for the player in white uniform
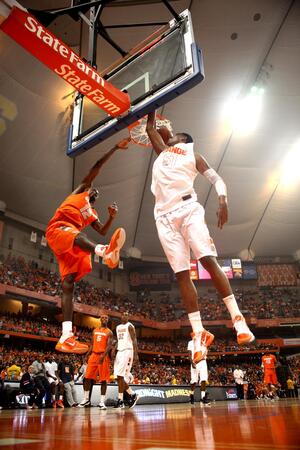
[113,311,139,408]
[187,339,210,405]
[146,111,254,363]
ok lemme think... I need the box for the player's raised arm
[195,153,228,229]
[72,138,131,194]
[146,111,169,155]
[91,201,119,236]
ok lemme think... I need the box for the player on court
[262,352,278,399]
[188,338,211,406]
[46,140,129,354]
[78,314,113,409]
[114,311,139,409]
[146,111,254,363]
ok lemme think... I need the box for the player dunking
[146,111,254,363]
[46,140,129,354]
[78,314,113,409]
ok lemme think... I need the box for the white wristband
[215,179,227,197]
[203,168,227,197]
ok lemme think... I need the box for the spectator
[7,363,22,380]
[233,366,244,399]
[286,378,295,398]
[31,358,51,408]
[20,365,38,409]
[58,356,78,407]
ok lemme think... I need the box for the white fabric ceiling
[0,0,300,261]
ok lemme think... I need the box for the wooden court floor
[0,399,299,450]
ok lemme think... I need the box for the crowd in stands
[0,312,278,356]
[1,255,299,322]
[1,346,299,389]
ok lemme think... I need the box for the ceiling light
[223,87,264,135]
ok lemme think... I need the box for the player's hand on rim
[108,202,118,218]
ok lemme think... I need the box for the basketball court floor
[0,399,299,449]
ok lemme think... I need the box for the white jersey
[44,361,58,383]
[116,321,134,351]
[151,142,198,219]
[187,340,207,362]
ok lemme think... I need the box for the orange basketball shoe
[103,228,126,269]
[55,335,89,354]
[233,315,255,345]
[192,330,214,364]
[57,400,64,409]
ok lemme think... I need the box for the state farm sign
[0,7,130,116]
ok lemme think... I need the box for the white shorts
[156,202,217,273]
[114,348,133,382]
[190,359,208,384]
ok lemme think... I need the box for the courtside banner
[0,7,130,116]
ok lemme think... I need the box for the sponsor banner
[225,388,238,400]
[218,259,233,279]
[242,263,258,280]
[232,258,242,279]
[9,383,238,406]
[0,7,130,116]
[190,260,198,280]
[283,338,300,346]
[231,259,242,269]
[129,268,172,291]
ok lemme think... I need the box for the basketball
[157,126,172,144]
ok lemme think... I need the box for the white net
[128,114,172,147]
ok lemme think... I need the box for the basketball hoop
[128,114,172,148]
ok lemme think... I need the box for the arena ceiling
[0,0,300,262]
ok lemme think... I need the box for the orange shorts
[85,352,110,382]
[264,369,278,385]
[46,223,92,282]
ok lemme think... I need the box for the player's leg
[55,273,89,354]
[199,360,211,405]
[176,269,214,361]
[200,256,254,343]
[124,363,138,409]
[78,378,93,407]
[113,350,125,408]
[156,212,212,364]
[50,382,56,408]
[187,203,254,345]
[114,350,134,408]
[56,382,64,408]
[115,376,126,408]
[75,228,126,269]
[98,356,111,409]
[190,382,196,404]
[98,381,107,410]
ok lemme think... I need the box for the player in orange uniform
[78,314,113,409]
[262,352,278,398]
[46,139,129,354]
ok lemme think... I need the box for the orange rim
[128,114,172,148]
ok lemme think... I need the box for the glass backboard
[67,9,204,157]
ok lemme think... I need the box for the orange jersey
[47,192,98,232]
[262,354,276,370]
[92,327,112,353]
